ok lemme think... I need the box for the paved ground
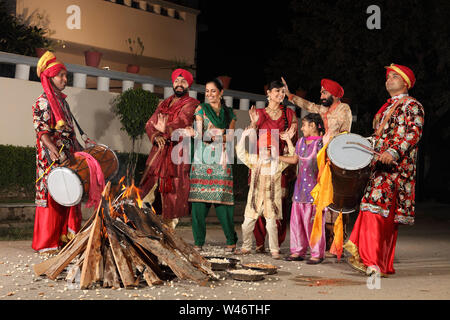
[0,201,449,301]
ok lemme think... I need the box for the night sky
[195,0,292,95]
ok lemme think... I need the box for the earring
[267,96,270,102]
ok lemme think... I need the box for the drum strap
[374,96,413,137]
[65,104,95,145]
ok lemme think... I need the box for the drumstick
[346,141,398,165]
[35,144,65,183]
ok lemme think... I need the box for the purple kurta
[289,137,325,258]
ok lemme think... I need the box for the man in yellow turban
[32,51,83,254]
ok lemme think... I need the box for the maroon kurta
[140,94,199,219]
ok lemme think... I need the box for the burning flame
[117,177,144,209]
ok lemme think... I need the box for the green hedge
[0,145,36,201]
[0,145,249,202]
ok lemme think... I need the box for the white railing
[104,0,200,21]
[0,51,271,110]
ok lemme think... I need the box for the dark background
[190,0,450,203]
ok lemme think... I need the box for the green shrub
[0,144,36,201]
[111,88,159,182]
[0,144,250,203]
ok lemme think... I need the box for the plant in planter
[166,57,196,72]
[84,48,103,68]
[0,3,54,57]
[126,36,144,73]
[111,88,159,183]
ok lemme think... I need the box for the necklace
[265,106,281,119]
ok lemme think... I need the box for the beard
[320,96,334,107]
[173,85,189,97]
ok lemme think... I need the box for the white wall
[0,77,151,154]
[0,77,254,154]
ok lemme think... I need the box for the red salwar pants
[32,194,82,253]
[345,208,399,275]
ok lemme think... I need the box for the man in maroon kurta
[139,69,199,228]
[344,64,425,276]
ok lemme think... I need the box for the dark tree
[264,0,450,201]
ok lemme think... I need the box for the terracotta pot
[35,48,47,58]
[84,50,102,68]
[126,64,140,74]
[217,76,231,89]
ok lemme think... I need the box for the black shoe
[306,258,324,265]
[284,255,305,261]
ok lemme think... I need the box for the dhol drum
[326,133,373,214]
[47,144,119,206]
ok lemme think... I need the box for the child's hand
[280,131,291,141]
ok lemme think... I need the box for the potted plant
[0,3,55,58]
[166,57,196,72]
[126,36,144,73]
[84,48,103,68]
[112,88,159,183]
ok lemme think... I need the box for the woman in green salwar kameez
[188,78,238,252]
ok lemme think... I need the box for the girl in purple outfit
[279,113,326,264]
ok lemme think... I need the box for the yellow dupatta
[309,142,333,247]
[309,132,347,260]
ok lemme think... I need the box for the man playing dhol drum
[282,77,353,255]
[344,64,425,277]
[32,51,83,254]
[139,69,199,229]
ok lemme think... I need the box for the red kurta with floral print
[360,94,425,225]
[33,93,79,207]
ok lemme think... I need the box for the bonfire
[33,179,216,289]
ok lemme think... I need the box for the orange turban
[385,63,416,89]
[37,51,67,130]
[171,68,194,87]
[321,79,344,98]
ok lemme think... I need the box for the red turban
[37,51,68,130]
[171,68,194,87]
[385,63,416,89]
[321,79,344,98]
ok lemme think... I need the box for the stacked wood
[33,182,216,289]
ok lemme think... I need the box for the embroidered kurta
[236,136,295,220]
[293,137,323,203]
[360,95,425,225]
[139,94,199,219]
[33,93,79,207]
[188,105,235,205]
[288,95,352,145]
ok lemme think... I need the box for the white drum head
[327,133,373,170]
[47,167,84,207]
